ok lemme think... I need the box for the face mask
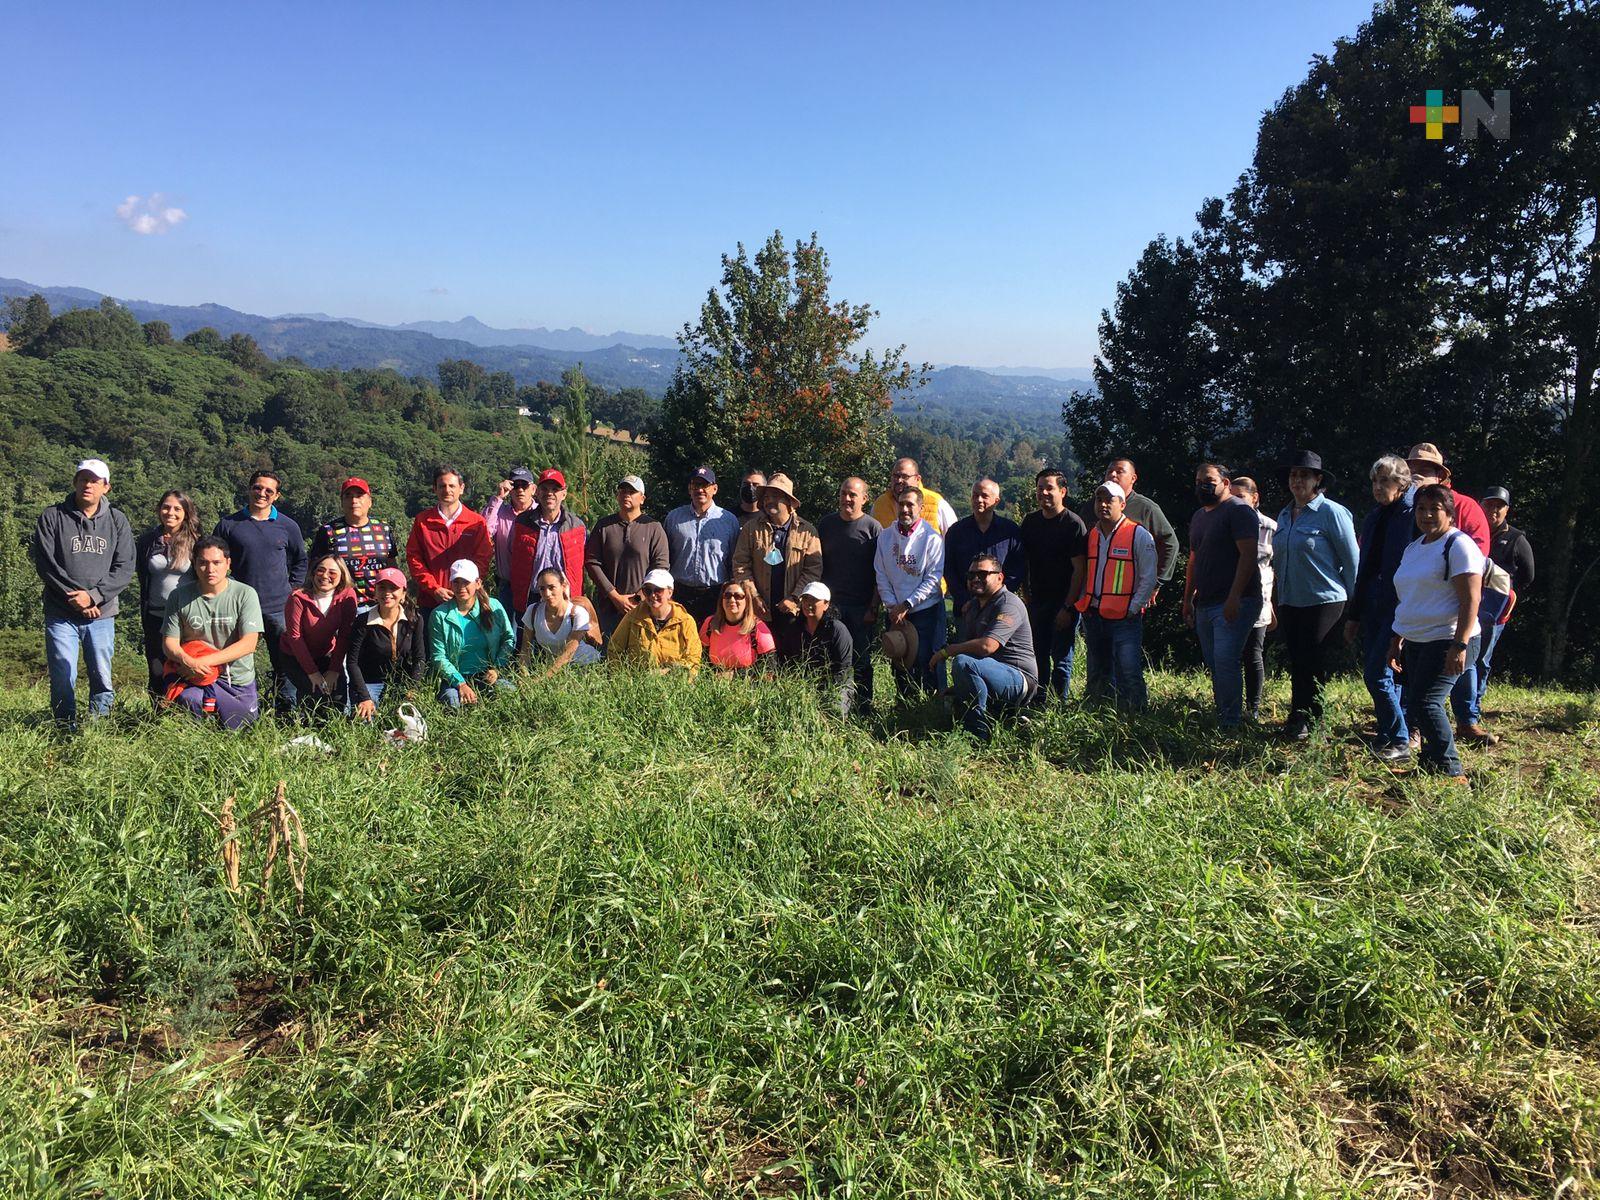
[740,482,761,506]
[1196,482,1221,505]
[763,546,784,566]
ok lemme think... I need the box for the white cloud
[116,193,188,235]
[425,286,450,295]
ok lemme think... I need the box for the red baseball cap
[537,468,567,487]
[340,477,371,495]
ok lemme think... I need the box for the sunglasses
[641,586,667,597]
[967,569,999,579]
[510,481,533,489]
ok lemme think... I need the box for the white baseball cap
[448,559,480,583]
[642,568,674,590]
[1095,480,1127,501]
[799,581,831,602]
[76,458,110,482]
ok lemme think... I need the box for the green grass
[1,645,1597,1197]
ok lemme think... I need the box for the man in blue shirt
[944,477,1025,616]
[214,469,307,716]
[663,466,742,625]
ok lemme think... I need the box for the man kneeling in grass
[161,535,264,729]
[931,554,1038,741]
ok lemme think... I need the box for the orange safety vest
[1075,519,1143,620]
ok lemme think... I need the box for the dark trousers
[261,610,299,717]
[282,659,345,720]
[1278,601,1345,724]
[675,582,721,628]
[833,602,877,713]
[1241,624,1267,718]
[1404,635,1478,777]
[1026,598,1075,700]
[141,609,168,702]
[769,609,803,664]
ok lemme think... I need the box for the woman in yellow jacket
[607,569,702,672]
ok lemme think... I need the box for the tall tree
[1062,236,1233,509]
[649,231,926,514]
[550,365,597,517]
[2,294,51,352]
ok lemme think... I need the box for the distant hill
[0,277,677,393]
[280,312,679,352]
[0,276,1090,427]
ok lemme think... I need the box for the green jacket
[427,596,515,685]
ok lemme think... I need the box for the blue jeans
[45,615,116,723]
[261,610,299,716]
[891,602,948,698]
[1360,606,1408,747]
[1451,589,1509,726]
[439,674,516,709]
[1027,600,1076,700]
[1405,635,1478,777]
[1196,599,1263,726]
[950,654,1033,741]
[1082,611,1146,710]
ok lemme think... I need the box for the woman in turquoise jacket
[427,558,516,709]
[1272,451,1359,740]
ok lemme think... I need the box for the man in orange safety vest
[1076,481,1158,709]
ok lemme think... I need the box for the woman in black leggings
[1231,477,1275,721]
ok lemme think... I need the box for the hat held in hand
[880,622,919,671]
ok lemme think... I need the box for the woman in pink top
[699,580,776,673]
[281,553,360,715]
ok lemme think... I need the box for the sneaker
[1457,723,1500,747]
[1408,731,1422,753]
[1283,717,1311,742]
[1369,741,1411,763]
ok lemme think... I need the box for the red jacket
[280,587,360,675]
[1451,489,1491,555]
[509,507,587,615]
[406,505,493,609]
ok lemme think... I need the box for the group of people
[29,442,1534,773]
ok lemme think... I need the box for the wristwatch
[1451,640,1469,650]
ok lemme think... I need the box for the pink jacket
[280,587,360,675]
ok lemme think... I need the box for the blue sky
[3,1,1376,368]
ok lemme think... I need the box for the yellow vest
[871,487,950,533]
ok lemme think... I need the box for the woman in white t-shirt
[1230,477,1277,721]
[1388,484,1484,781]
[519,567,602,675]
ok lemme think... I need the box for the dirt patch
[727,1137,805,1196]
[1318,1082,1533,1198]
[51,975,310,1076]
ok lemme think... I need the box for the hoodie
[31,495,135,622]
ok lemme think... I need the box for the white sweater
[874,520,945,613]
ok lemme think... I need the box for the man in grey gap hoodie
[31,458,135,724]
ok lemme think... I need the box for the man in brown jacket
[731,472,822,663]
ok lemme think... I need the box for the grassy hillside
[1,651,1596,1197]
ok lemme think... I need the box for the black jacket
[346,610,425,702]
[1490,524,1535,593]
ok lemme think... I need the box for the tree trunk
[1542,214,1600,678]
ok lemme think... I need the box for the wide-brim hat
[1406,442,1452,480]
[1281,450,1335,489]
[760,473,800,507]
[880,623,919,670]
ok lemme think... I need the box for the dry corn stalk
[219,794,240,892]
[252,780,307,913]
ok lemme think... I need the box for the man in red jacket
[1406,443,1489,553]
[509,468,588,618]
[406,465,492,612]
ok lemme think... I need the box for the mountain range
[0,276,1090,434]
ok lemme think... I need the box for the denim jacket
[1272,493,1360,607]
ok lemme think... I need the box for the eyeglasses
[722,593,747,602]
[510,481,533,489]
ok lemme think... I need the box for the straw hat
[1406,442,1451,480]
[760,473,800,507]
[880,622,919,671]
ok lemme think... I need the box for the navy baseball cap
[509,466,536,484]
[690,466,718,485]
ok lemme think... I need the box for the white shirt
[1392,531,1484,643]
[1254,513,1278,629]
[873,519,945,612]
[522,600,602,664]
